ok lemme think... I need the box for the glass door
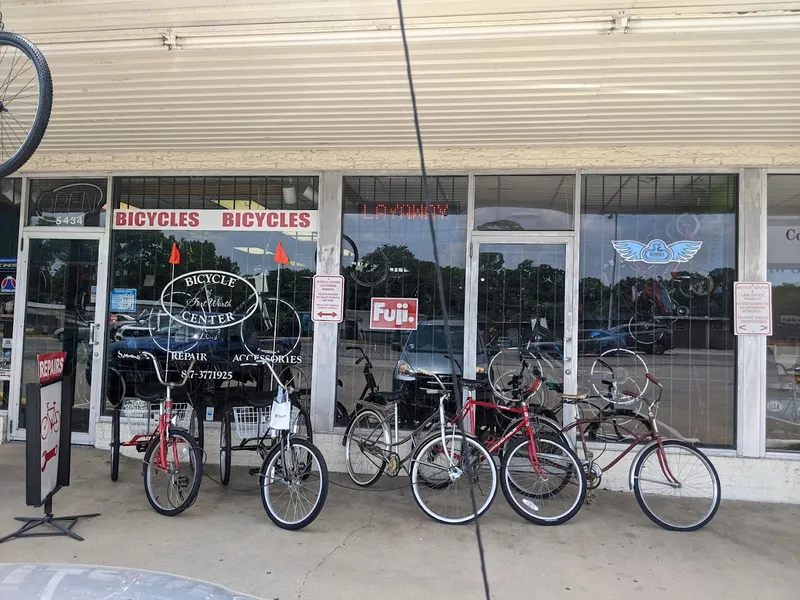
[464,238,577,417]
[9,232,108,444]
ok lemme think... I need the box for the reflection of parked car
[578,323,673,355]
[54,325,90,342]
[766,347,800,431]
[392,320,489,397]
[497,336,514,348]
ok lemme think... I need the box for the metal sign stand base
[0,498,99,544]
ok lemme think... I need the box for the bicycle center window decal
[159,271,260,330]
[612,239,702,264]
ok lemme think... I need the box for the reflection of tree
[478,256,565,339]
[343,243,466,318]
[113,232,240,303]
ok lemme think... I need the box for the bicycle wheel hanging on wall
[0,27,52,178]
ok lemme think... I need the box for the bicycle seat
[458,378,488,389]
[559,390,590,403]
[135,382,187,403]
[364,390,411,406]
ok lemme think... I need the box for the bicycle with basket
[220,358,328,530]
[217,366,312,488]
[109,350,204,516]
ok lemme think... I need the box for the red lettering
[376,204,387,219]
[299,212,310,228]
[222,212,233,227]
[243,212,254,228]
[362,203,372,220]
[134,212,146,227]
[189,212,200,227]
[158,212,169,227]
[115,211,127,227]
[178,212,188,227]
[255,212,267,227]
[435,204,448,218]
[289,212,298,228]
[266,212,278,228]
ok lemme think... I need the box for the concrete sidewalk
[0,442,799,600]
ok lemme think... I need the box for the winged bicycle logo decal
[611,239,702,264]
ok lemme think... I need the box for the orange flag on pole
[274,242,290,265]
[168,242,181,265]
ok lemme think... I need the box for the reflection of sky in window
[479,244,566,270]
[580,213,735,284]
[474,207,570,231]
[343,213,466,268]
[170,229,317,274]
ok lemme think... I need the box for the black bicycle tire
[259,437,329,530]
[343,408,389,487]
[334,401,349,427]
[350,250,389,287]
[0,32,52,178]
[632,439,721,531]
[142,428,202,517]
[239,296,302,360]
[498,411,566,462]
[191,400,205,450]
[500,434,586,526]
[292,401,313,442]
[219,412,231,486]
[110,408,120,482]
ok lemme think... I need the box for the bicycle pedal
[586,491,597,505]
[248,467,260,476]
[135,442,149,453]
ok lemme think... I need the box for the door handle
[88,323,98,345]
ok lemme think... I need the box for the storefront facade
[1,0,800,503]
[0,161,797,504]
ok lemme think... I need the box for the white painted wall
[21,145,800,174]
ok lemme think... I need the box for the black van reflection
[92,312,305,409]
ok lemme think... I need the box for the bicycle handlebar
[117,350,195,389]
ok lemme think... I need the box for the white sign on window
[734,282,772,335]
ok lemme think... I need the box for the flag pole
[165,242,181,378]
[165,260,175,377]
[272,263,280,357]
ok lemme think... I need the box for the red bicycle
[519,372,721,531]
[110,351,203,516]
[407,373,586,526]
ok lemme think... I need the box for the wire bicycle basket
[231,404,301,440]
[120,397,195,436]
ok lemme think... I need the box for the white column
[737,168,767,457]
[310,172,343,433]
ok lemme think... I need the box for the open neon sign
[360,203,454,220]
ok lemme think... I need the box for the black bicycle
[0,26,52,177]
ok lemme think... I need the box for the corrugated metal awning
[5,0,800,151]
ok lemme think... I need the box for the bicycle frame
[556,387,682,489]
[456,393,547,477]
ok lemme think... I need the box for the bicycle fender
[628,438,660,490]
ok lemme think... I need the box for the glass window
[766,174,800,451]
[474,175,574,231]
[0,178,20,410]
[579,175,737,447]
[104,176,318,421]
[337,176,468,425]
[28,178,108,227]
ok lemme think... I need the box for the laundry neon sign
[360,203,453,220]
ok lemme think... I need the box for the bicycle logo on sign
[40,399,60,440]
